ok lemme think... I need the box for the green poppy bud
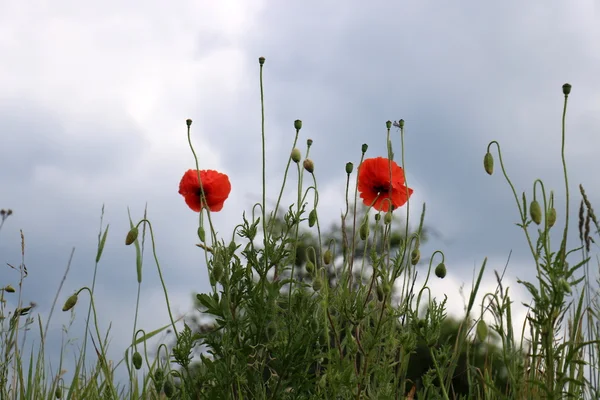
[530,200,542,225]
[411,248,420,265]
[374,213,380,222]
[323,249,332,265]
[212,264,223,282]
[306,260,315,274]
[562,83,571,95]
[154,368,164,382]
[476,320,488,342]
[484,152,494,175]
[345,162,353,174]
[361,143,368,153]
[163,380,175,398]
[303,159,314,173]
[132,351,143,370]
[382,282,391,296]
[384,211,393,225]
[308,209,317,227]
[125,227,139,245]
[359,221,369,241]
[62,293,78,312]
[55,386,62,399]
[559,278,572,294]
[294,119,302,130]
[547,207,557,228]
[312,277,322,291]
[435,263,447,279]
[4,285,15,293]
[197,226,205,242]
[291,148,301,163]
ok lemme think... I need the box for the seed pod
[386,121,392,129]
[562,83,572,95]
[323,249,332,265]
[411,248,420,265]
[132,351,143,370]
[547,207,557,228]
[258,56,265,65]
[308,209,317,227]
[291,148,301,163]
[361,143,368,153]
[303,159,314,173]
[476,320,488,342]
[435,263,447,279]
[359,221,369,241]
[345,162,353,174]
[294,119,302,130]
[530,200,542,225]
[125,227,139,245]
[483,152,494,175]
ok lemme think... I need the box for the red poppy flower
[178,169,231,212]
[357,157,413,212]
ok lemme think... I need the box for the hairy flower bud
[384,211,393,225]
[212,264,223,282]
[55,386,62,399]
[303,159,314,173]
[163,380,175,398]
[345,162,353,174]
[4,285,15,293]
[294,119,302,130]
[476,320,488,342]
[306,260,315,274]
[312,277,323,291]
[359,221,369,241]
[291,148,301,163]
[547,207,557,228]
[530,200,542,225]
[125,227,139,245]
[435,263,447,279]
[483,152,494,175]
[308,209,317,227]
[323,249,332,265]
[411,248,420,265]
[197,226,205,242]
[62,293,78,312]
[132,351,143,370]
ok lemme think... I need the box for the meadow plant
[1,59,599,399]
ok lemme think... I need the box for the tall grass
[1,62,599,399]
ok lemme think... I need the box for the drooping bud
[386,121,392,129]
[197,226,205,242]
[374,213,380,222]
[132,351,143,370]
[411,248,420,265]
[258,56,265,65]
[308,209,317,227]
[294,119,302,130]
[530,200,542,225]
[547,207,557,228]
[4,285,15,293]
[384,211,393,225]
[345,162,353,174]
[305,260,315,274]
[62,293,78,312]
[562,83,572,95]
[55,386,62,399]
[303,159,314,173]
[359,221,369,241]
[125,227,139,245]
[435,263,447,279]
[476,320,488,342]
[291,148,301,163]
[163,380,175,398]
[312,277,323,291]
[361,143,368,154]
[186,119,192,127]
[323,249,332,265]
[483,152,494,175]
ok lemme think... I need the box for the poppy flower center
[195,188,209,198]
[373,185,390,194]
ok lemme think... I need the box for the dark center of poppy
[373,185,390,194]
[196,188,209,199]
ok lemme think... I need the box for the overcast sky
[1,0,599,386]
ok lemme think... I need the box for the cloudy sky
[1,0,599,385]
